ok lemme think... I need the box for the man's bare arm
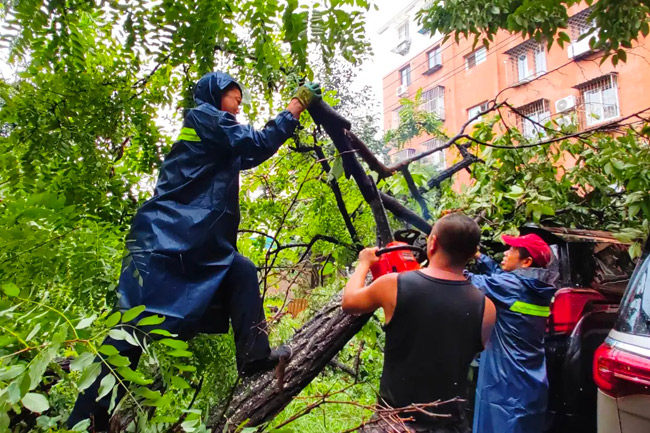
[481,297,497,348]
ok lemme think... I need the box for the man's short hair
[431,213,481,265]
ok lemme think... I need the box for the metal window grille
[391,148,416,163]
[577,75,620,127]
[428,46,442,69]
[420,86,445,120]
[465,47,486,70]
[421,138,446,171]
[506,40,547,85]
[400,66,411,86]
[516,99,551,140]
[569,9,596,40]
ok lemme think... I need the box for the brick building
[377,1,650,183]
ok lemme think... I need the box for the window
[428,46,442,69]
[397,21,409,41]
[422,138,446,171]
[570,9,597,40]
[391,107,403,129]
[465,47,486,70]
[391,148,416,163]
[568,9,598,58]
[420,86,445,120]
[468,102,489,121]
[615,253,650,336]
[579,75,620,126]
[400,66,411,87]
[506,41,547,84]
[517,99,551,140]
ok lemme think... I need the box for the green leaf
[104,311,121,328]
[166,349,193,358]
[322,262,335,275]
[1,283,19,297]
[107,354,132,367]
[171,375,190,389]
[108,329,139,346]
[116,367,153,385]
[0,364,25,381]
[149,329,174,337]
[76,314,97,330]
[70,352,95,372]
[78,362,102,391]
[136,314,165,326]
[159,338,188,350]
[98,345,120,356]
[21,392,49,413]
[95,374,116,401]
[122,305,146,323]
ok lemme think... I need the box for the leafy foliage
[417,0,650,65]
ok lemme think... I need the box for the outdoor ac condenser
[555,95,576,113]
[396,84,408,97]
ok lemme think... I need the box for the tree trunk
[209,295,371,431]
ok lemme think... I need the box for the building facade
[378,2,650,181]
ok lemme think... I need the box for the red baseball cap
[501,233,552,267]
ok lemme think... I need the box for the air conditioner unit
[568,37,593,59]
[396,84,408,97]
[555,114,575,128]
[555,95,576,113]
[391,39,412,56]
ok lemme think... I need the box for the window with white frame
[427,46,442,69]
[422,138,446,171]
[468,102,489,121]
[400,66,411,87]
[397,20,409,41]
[579,75,620,126]
[517,99,551,140]
[506,41,547,84]
[391,107,403,129]
[391,148,416,163]
[465,47,487,70]
[420,86,445,120]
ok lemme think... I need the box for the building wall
[380,3,650,186]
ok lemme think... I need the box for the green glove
[293,82,322,108]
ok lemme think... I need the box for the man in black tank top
[342,213,496,433]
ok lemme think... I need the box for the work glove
[292,82,322,108]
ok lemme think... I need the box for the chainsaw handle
[375,245,426,257]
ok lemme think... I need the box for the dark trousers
[67,253,269,430]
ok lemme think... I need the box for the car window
[615,254,650,336]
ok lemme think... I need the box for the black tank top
[379,270,486,427]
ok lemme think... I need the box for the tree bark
[209,295,371,431]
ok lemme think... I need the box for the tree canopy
[418,0,650,65]
[1,0,649,432]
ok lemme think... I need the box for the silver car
[595,237,650,433]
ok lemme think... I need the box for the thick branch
[400,167,431,220]
[378,192,432,234]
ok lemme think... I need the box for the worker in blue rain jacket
[67,72,322,431]
[467,233,559,433]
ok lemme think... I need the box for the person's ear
[428,235,437,256]
[521,257,534,268]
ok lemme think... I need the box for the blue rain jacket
[116,72,299,332]
[467,254,558,433]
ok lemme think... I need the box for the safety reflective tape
[509,301,550,317]
[177,127,201,142]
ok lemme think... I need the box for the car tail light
[594,343,650,397]
[549,288,606,334]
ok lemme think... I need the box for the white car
[594,238,650,433]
